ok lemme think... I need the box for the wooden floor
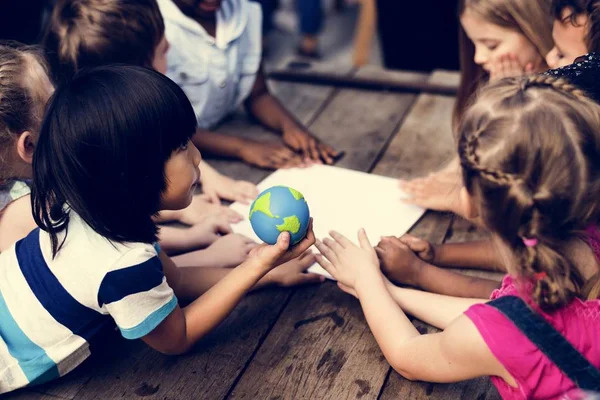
[2,62,502,400]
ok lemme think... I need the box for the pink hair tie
[533,272,547,280]
[523,237,538,247]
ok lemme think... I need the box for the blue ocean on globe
[249,185,310,245]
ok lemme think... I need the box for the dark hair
[44,0,164,84]
[0,41,51,174]
[458,75,600,310]
[552,0,600,52]
[32,65,196,255]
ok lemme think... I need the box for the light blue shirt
[158,0,263,129]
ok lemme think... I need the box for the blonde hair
[458,75,600,310]
[0,42,50,176]
[454,0,554,129]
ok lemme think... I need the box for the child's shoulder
[545,53,600,103]
[0,179,31,214]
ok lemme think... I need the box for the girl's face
[160,139,202,210]
[546,10,588,69]
[152,36,170,75]
[461,9,543,74]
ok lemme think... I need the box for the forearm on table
[246,92,302,133]
[181,261,268,343]
[158,225,203,254]
[192,128,249,159]
[384,281,487,329]
[433,240,505,271]
[416,262,501,299]
[355,273,421,368]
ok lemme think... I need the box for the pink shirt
[464,227,600,399]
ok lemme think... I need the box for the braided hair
[458,75,600,310]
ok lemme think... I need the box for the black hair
[32,65,197,256]
[552,0,600,52]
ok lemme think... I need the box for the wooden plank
[226,69,426,400]
[1,391,66,400]
[41,77,343,400]
[377,70,500,400]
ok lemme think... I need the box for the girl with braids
[315,75,600,398]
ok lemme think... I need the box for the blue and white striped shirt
[0,212,176,394]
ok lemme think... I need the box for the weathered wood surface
[376,71,500,400]
[227,68,428,400]
[2,67,502,400]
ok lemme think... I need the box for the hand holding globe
[249,186,311,245]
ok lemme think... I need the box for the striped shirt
[0,212,176,394]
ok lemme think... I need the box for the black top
[545,53,600,103]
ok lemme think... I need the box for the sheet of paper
[229,164,425,279]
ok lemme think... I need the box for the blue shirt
[158,0,263,129]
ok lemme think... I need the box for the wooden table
[4,63,502,400]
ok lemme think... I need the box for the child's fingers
[315,253,336,276]
[329,230,353,249]
[315,239,339,264]
[357,228,373,250]
[290,272,326,286]
[296,251,317,269]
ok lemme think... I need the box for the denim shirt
[158,0,262,129]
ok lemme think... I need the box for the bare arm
[414,263,501,299]
[378,237,502,299]
[433,240,505,271]
[142,229,316,355]
[383,280,487,329]
[244,66,338,164]
[0,195,37,252]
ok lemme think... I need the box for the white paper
[229,164,425,279]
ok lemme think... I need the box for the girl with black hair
[0,65,319,394]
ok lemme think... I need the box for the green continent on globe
[288,187,304,201]
[250,192,276,219]
[276,215,301,234]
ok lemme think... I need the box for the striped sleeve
[98,247,177,340]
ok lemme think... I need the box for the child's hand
[398,234,436,263]
[239,140,306,169]
[282,125,339,165]
[247,219,316,271]
[265,251,324,287]
[315,229,380,290]
[375,236,426,287]
[178,194,243,225]
[204,233,258,268]
[187,214,233,248]
[398,170,463,214]
[489,53,534,81]
[200,167,258,204]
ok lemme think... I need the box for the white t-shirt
[158,0,263,129]
[0,212,176,394]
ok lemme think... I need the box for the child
[380,4,600,300]
[45,0,258,209]
[546,0,598,69]
[0,66,320,394]
[316,75,600,398]
[0,42,54,252]
[44,0,261,265]
[398,0,553,217]
[156,0,340,168]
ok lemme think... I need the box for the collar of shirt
[158,0,250,49]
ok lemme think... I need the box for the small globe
[249,185,310,245]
